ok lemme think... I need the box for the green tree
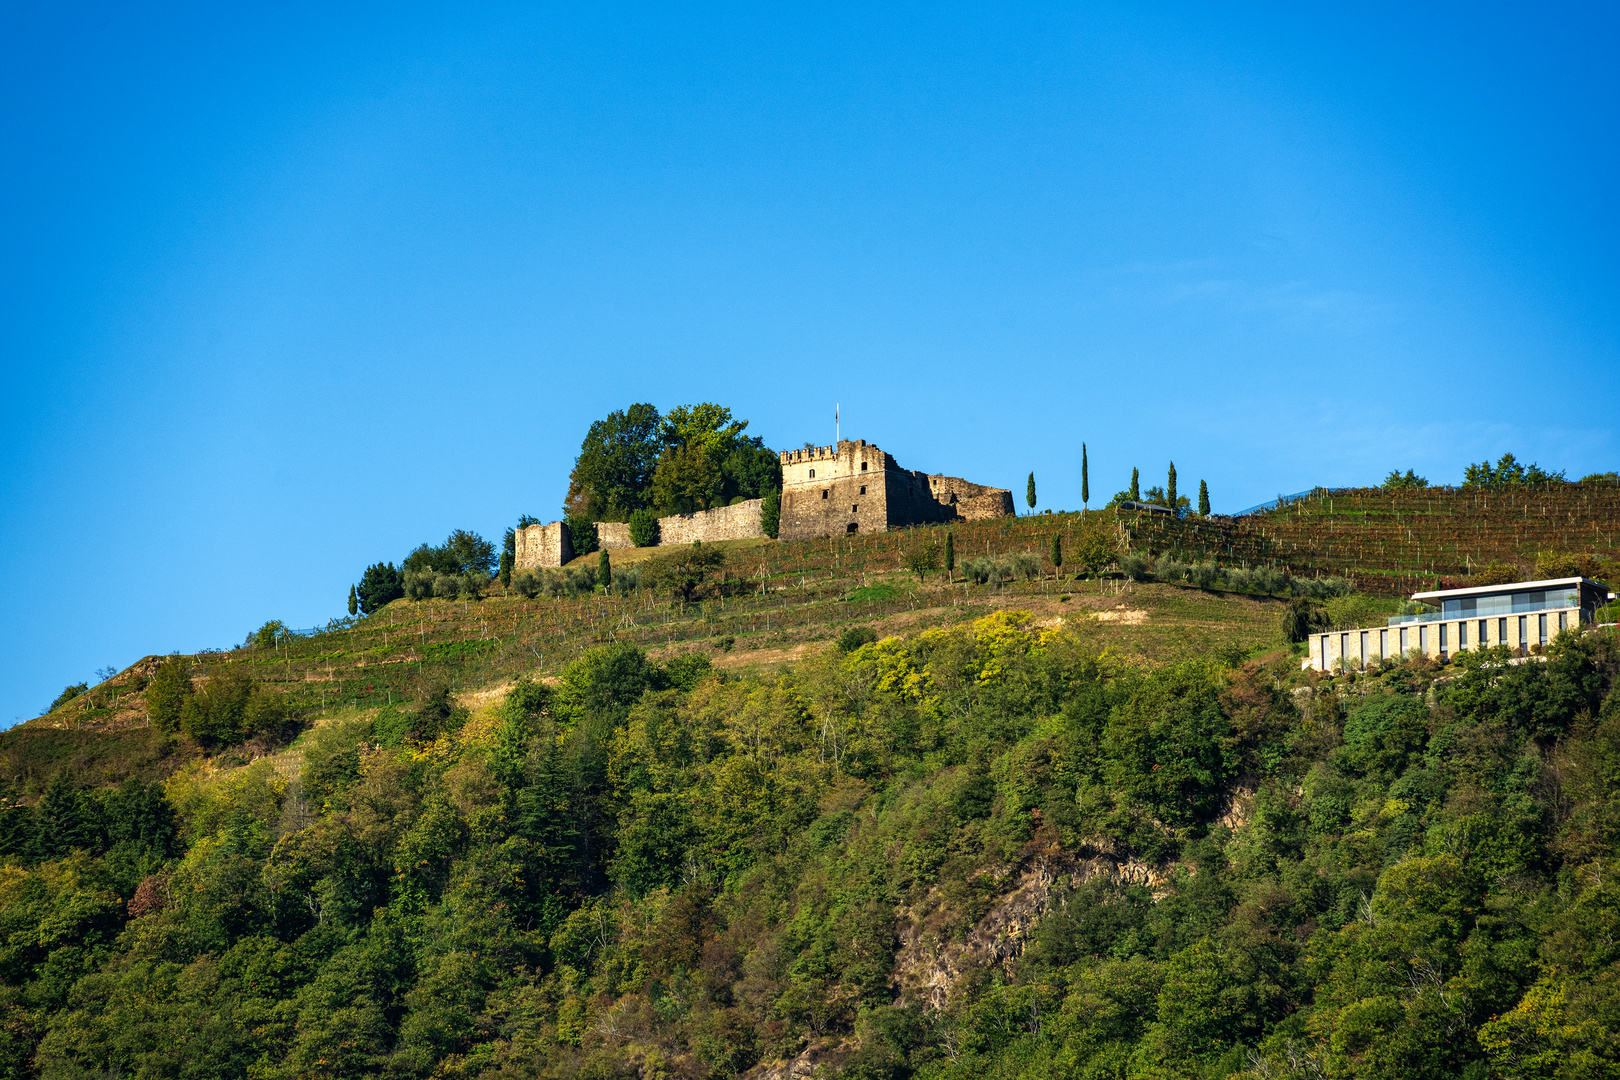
[598,549,612,591]
[760,488,781,539]
[1167,462,1178,515]
[497,551,514,588]
[1198,479,1210,517]
[565,516,598,558]
[1130,467,1140,501]
[1026,472,1037,513]
[902,540,941,581]
[1082,443,1090,509]
[564,403,663,519]
[1050,532,1063,575]
[347,585,358,616]
[1382,468,1429,491]
[945,531,955,577]
[643,542,726,604]
[628,507,660,547]
[650,441,725,513]
[357,562,404,613]
[145,656,193,732]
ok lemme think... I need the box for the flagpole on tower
[836,403,840,445]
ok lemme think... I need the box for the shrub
[1535,551,1582,579]
[513,569,545,599]
[759,489,780,540]
[1382,468,1428,491]
[563,566,597,598]
[1472,561,1519,586]
[145,657,192,731]
[250,620,290,648]
[405,568,436,600]
[1290,576,1353,599]
[837,626,879,653]
[611,565,642,596]
[628,507,660,547]
[960,556,1015,587]
[1187,561,1223,590]
[1008,552,1040,581]
[566,516,599,557]
[49,683,88,713]
[1154,557,1188,583]
[1119,552,1152,581]
[1281,596,1330,643]
[432,574,461,600]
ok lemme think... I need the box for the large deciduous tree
[564,403,664,520]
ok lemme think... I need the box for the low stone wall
[658,499,765,545]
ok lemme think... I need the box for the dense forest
[3,613,1619,1079]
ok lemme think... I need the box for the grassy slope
[11,480,1619,786]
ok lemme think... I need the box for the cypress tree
[944,532,955,578]
[498,551,514,587]
[1167,462,1178,514]
[348,584,358,616]
[1198,479,1210,517]
[1026,472,1037,513]
[1050,532,1063,575]
[1081,444,1089,509]
[1129,468,1140,502]
[598,548,612,590]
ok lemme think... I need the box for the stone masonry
[777,439,1012,542]
[514,437,1011,568]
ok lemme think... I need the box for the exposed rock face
[892,844,1183,1010]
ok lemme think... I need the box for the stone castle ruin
[514,437,1013,570]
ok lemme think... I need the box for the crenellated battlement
[778,439,880,465]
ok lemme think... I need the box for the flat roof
[1410,576,1609,601]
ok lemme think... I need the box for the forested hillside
[4,612,1619,1079]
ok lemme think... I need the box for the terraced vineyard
[1124,480,1620,595]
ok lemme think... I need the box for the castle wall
[658,499,765,545]
[514,521,573,570]
[779,440,891,540]
[513,502,765,569]
[520,436,1012,562]
[597,522,633,550]
[777,439,1012,540]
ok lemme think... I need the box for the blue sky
[2,3,1616,725]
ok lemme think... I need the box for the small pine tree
[944,532,955,578]
[1167,462,1178,514]
[598,548,612,590]
[1198,479,1210,517]
[1050,532,1063,575]
[1129,468,1140,502]
[1026,472,1037,513]
[348,585,358,616]
[1081,444,1089,509]
[498,550,514,587]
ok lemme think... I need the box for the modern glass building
[1307,576,1614,673]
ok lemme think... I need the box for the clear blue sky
[3,3,1616,725]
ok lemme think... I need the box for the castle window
[851,504,858,512]
[821,490,828,499]
[847,523,859,534]
[809,469,815,478]
[861,462,868,471]
[859,485,865,494]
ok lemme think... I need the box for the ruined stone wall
[927,476,1015,521]
[657,499,765,545]
[597,522,633,550]
[514,521,573,570]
